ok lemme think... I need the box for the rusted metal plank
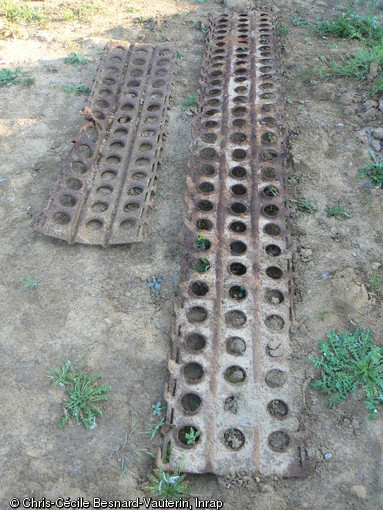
[35,42,175,246]
[157,12,312,477]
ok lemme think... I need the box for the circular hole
[199,182,214,193]
[101,170,117,180]
[208,88,221,95]
[232,106,247,116]
[66,178,82,190]
[262,104,274,113]
[86,219,103,230]
[145,117,157,125]
[118,116,132,124]
[147,104,160,112]
[196,219,213,230]
[94,111,105,120]
[231,202,247,214]
[127,80,140,88]
[106,155,121,165]
[195,237,211,252]
[198,200,213,212]
[262,132,276,143]
[233,96,247,104]
[72,161,87,174]
[230,133,247,143]
[232,184,246,196]
[229,221,246,233]
[110,141,125,149]
[191,281,209,296]
[187,306,207,323]
[233,118,246,128]
[186,333,206,351]
[201,133,217,143]
[53,212,70,225]
[225,365,246,383]
[203,120,218,129]
[133,58,145,66]
[224,429,245,450]
[120,218,136,229]
[178,426,200,446]
[231,166,246,178]
[206,109,219,117]
[86,127,98,143]
[142,129,155,138]
[230,241,247,255]
[263,168,278,180]
[265,369,287,388]
[103,77,116,86]
[264,204,280,217]
[121,102,134,112]
[263,185,279,197]
[114,127,128,137]
[139,142,153,151]
[265,314,285,331]
[124,202,140,212]
[263,149,278,161]
[95,99,109,109]
[224,395,240,414]
[206,99,220,107]
[265,289,284,304]
[181,394,202,414]
[200,164,215,176]
[153,80,165,88]
[132,69,144,77]
[268,400,289,419]
[91,202,108,212]
[227,337,246,355]
[261,82,274,90]
[159,49,171,56]
[184,363,204,382]
[132,172,147,180]
[229,285,247,300]
[262,93,274,100]
[59,195,76,208]
[151,92,163,99]
[264,224,281,237]
[97,185,113,195]
[200,148,217,159]
[232,149,247,161]
[268,431,290,452]
[262,117,276,127]
[127,187,144,195]
[266,266,283,279]
[158,59,169,66]
[225,310,247,327]
[229,262,247,275]
[235,86,247,93]
[266,244,282,257]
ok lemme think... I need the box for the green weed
[369,271,383,291]
[0,67,34,88]
[152,401,166,416]
[277,24,289,37]
[310,329,383,419]
[359,149,383,188]
[64,52,89,66]
[371,75,383,96]
[176,50,185,59]
[184,427,200,445]
[195,234,211,251]
[317,310,328,321]
[19,274,41,292]
[290,198,315,213]
[313,10,383,41]
[146,464,191,501]
[62,83,90,95]
[193,257,210,272]
[290,16,307,27]
[0,0,44,23]
[145,417,165,440]
[126,5,138,13]
[47,360,110,429]
[181,93,197,107]
[327,205,350,218]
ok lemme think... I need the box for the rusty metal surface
[35,42,175,246]
[157,12,312,477]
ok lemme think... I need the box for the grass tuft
[359,149,383,188]
[62,83,90,95]
[181,93,197,107]
[64,52,89,66]
[146,464,191,501]
[0,0,44,23]
[0,67,34,88]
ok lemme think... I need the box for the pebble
[351,485,367,500]
[371,262,381,271]
[324,452,332,461]
[373,127,383,139]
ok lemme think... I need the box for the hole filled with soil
[265,314,285,330]
[225,310,247,327]
[186,333,206,351]
[184,363,204,382]
[265,289,284,304]
[264,223,281,237]
[181,394,202,413]
[224,428,245,450]
[231,166,247,178]
[225,365,246,383]
[268,431,290,452]
[198,200,213,212]
[187,306,208,323]
[229,262,247,275]
[191,281,209,296]
[227,337,246,355]
[265,369,287,388]
[224,395,240,414]
[232,184,247,196]
[59,195,76,208]
[268,400,288,418]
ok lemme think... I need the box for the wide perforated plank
[35,42,175,246]
[157,12,311,477]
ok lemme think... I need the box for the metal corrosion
[157,12,312,477]
[35,42,175,246]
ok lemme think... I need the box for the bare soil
[0,0,382,509]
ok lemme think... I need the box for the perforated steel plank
[157,12,311,477]
[36,42,175,246]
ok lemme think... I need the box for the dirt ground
[0,0,382,508]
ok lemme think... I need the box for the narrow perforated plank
[35,42,175,246]
[157,12,312,477]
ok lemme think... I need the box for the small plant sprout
[310,329,383,419]
[0,68,34,88]
[317,310,328,321]
[184,427,200,445]
[200,23,208,35]
[368,271,383,291]
[145,417,165,440]
[193,257,210,272]
[290,16,307,27]
[19,274,41,292]
[152,401,166,416]
[62,83,90,95]
[359,149,383,189]
[195,234,210,251]
[146,464,191,501]
[47,359,110,429]
[290,198,315,213]
[277,24,289,36]
[147,276,163,291]
[64,52,89,66]
[176,50,185,59]
[181,93,197,107]
[327,205,350,218]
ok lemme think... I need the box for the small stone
[370,139,381,152]
[351,418,360,429]
[367,60,380,82]
[324,452,332,461]
[371,262,381,270]
[351,485,367,500]
[255,477,261,483]
[372,127,383,139]
[379,98,383,112]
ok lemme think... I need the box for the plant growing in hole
[62,83,90,95]
[359,149,383,188]
[237,286,246,299]
[146,463,191,501]
[195,234,210,251]
[181,93,197,107]
[47,359,110,429]
[263,93,273,99]
[64,52,89,66]
[147,276,163,291]
[0,68,34,88]
[184,427,200,445]
[309,329,383,419]
[19,274,41,293]
[265,132,275,142]
[152,401,166,416]
[193,257,210,272]
[368,271,383,291]
[327,204,350,218]
[317,310,328,321]
[260,35,270,44]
